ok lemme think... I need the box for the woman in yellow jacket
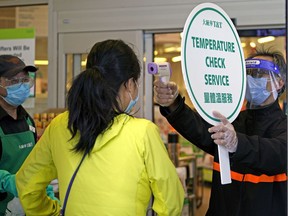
[15,39,184,215]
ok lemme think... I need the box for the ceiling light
[34,60,48,65]
[154,57,167,63]
[164,46,181,53]
[241,43,246,48]
[257,36,275,44]
[250,42,256,48]
[172,56,181,62]
[81,59,87,66]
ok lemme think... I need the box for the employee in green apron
[0,55,38,215]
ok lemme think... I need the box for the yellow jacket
[16,112,184,215]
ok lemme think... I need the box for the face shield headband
[245,59,280,109]
[245,58,280,76]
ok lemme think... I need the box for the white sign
[181,3,246,125]
[181,3,246,184]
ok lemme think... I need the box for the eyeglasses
[3,76,34,87]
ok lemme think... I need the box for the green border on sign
[183,7,245,122]
[0,28,34,39]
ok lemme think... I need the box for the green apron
[0,117,35,214]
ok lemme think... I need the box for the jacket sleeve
[143,122,184,216]
[16,122,61,216]
[0,170,59,202]
[231,126,287,175]
[160,96,215,155]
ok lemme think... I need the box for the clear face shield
[245,58,281,109]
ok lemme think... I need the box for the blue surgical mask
[2,83,31,106]
[245,75,270,105]
[124,92,139,113]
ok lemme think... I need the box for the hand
[153,80,179,107]
[0,170,17,197]
[46,185,60,203]
[208,111,238,153]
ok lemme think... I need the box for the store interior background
[0,5,285,118]
[0,3,286,216]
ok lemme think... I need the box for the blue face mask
[245,75,270,105]
[124,92,139,113]
[2,83,31,106]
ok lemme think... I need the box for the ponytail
[67,67,120,154]
[67,39,141,154]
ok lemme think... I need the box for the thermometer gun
[147,62,171,83]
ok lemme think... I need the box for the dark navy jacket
[161,96,287,216]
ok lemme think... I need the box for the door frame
[55,30,149,118]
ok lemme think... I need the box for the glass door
[57,31,145,117]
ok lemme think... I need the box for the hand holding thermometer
[147,62,171,83]
[148,62,178,107]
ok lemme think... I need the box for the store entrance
[56,31,144,116]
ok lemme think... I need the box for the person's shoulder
[129,116,155,126]
[49,111,69,127]
[127,117,159,133]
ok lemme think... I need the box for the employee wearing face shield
[153,48,287,216]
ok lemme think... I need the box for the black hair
[67,39,141,154]
[247,47,286,94]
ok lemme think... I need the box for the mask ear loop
[129,79,139,101]
[125,79,140,115]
